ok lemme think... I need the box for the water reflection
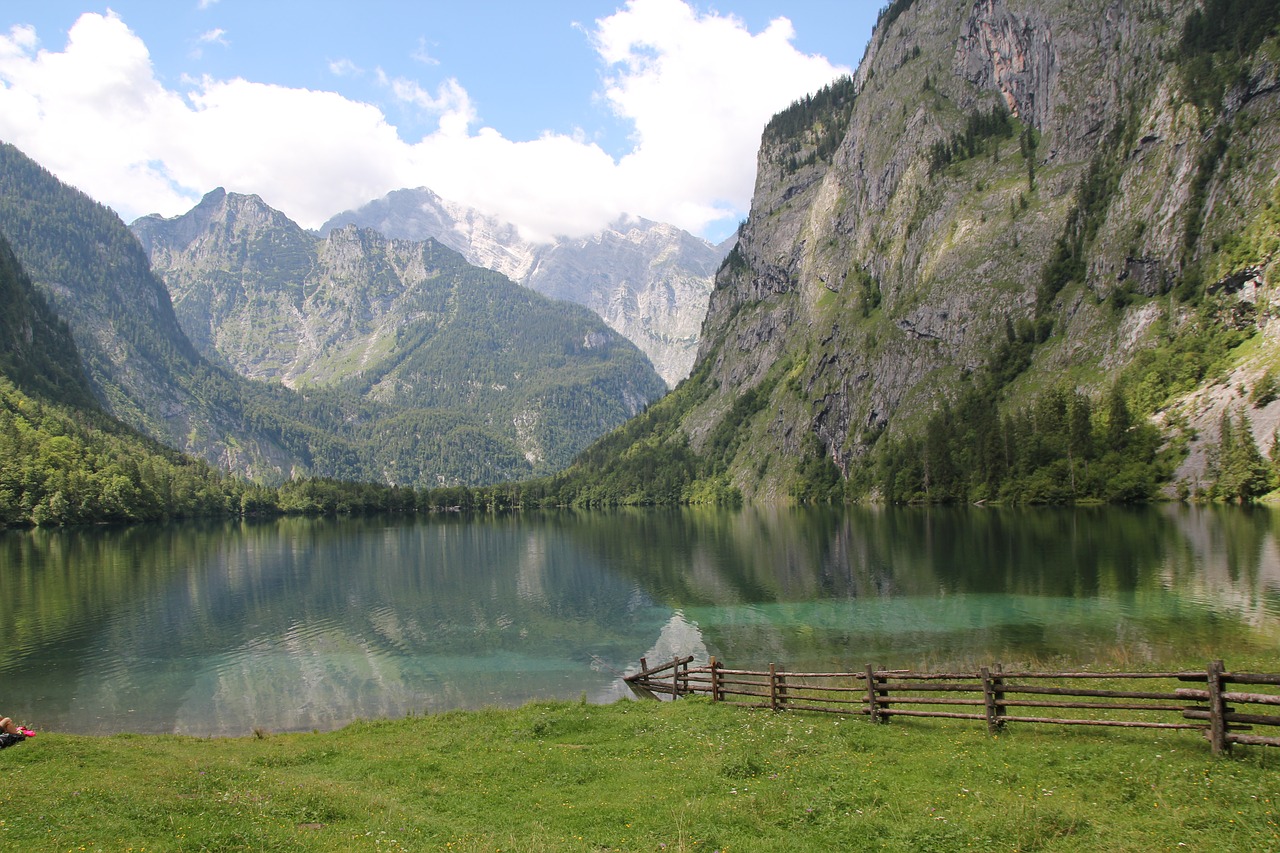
[0,506,1277,735]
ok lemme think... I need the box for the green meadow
[2,696,1277,852]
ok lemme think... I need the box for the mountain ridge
[132,187,667,482]
[0,231,98,410]
[320,188,722,386]
[0,142,311,480]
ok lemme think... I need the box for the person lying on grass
[0,715,34,749]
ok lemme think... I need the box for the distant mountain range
[0,142,666,487]
[321,187,727,386]
[131,186,667,484]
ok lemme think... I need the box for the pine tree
[1214,408,1273,502]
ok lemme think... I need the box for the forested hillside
[0,232,240,525]
[0,222,518,526]
[0,142,331,481]
[0,233,96,411]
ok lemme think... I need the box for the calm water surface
[1,505,1277,735]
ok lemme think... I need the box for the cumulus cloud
[0,23,37,53]
[595,0,845,232]
[0,3,847,241]
[388,76,476,136]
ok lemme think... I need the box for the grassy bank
[2,697,1277,852]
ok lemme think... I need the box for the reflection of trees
[863,506,1175,597]
[565,506,1183,605]
[1160,505,1280,626]
[0,520,237,673]
[567,505,1280,672]
[2,515,673,734]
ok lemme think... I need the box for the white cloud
[411,37,439,66]
[0,3,847,242]
[196,28,228,46]
[0,23,37,53]
[189,26,228,58]
[0,12,202,217]
[388,76,475,136]
[328,57,361,77]
[593,0,846,232]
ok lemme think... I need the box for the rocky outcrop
[956,0,1055,129]
[321,189,722,386]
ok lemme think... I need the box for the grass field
[1,695,1277,852]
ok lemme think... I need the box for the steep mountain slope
[554,0,1280,505]
[132,190,667,480]
[320,188,721,386]
[0,229,239,527]
[0,232,97,410]
[0,142,312,480]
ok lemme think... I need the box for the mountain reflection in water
[0,505,1276,735]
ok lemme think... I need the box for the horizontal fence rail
[623,657,1280,755]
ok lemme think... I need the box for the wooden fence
[624,656,1280,755]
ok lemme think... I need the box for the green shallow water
[0,505,1276,734]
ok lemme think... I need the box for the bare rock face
[677,0,1280,498]
[956,1,1055,149]
[321,190,722,387]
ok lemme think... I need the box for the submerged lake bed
[1,505,1277,736]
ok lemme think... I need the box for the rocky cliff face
[678,0,1280,499]
[133,188,315,380]
[321,189,722,387]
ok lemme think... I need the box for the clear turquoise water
[1,505,1276,735]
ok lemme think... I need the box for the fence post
[981,666,996,734]
[993,663,1006,729]
[981,665,1006,735]
[866,664,888,724]
[672,655,682,700]
[1207,659,1231,755]
[770,663,780,711]
[710,656,720,702]
[877,666,890,722]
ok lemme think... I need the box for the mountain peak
[134,188,304,254]
[321,187,723,386]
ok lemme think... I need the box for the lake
[1,505,1277,736]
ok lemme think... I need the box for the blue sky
[0,2,880,242]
